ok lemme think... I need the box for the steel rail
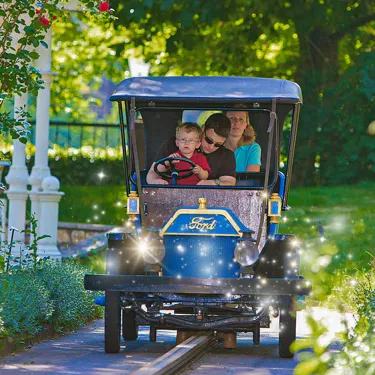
[133,333,216,375]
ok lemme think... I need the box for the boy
[146,113,235,186]
[156,122,211,185]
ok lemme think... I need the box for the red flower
[52,15,57,20]
[39,16,50,26]
[98,1,110,12]
[36,9,41,14]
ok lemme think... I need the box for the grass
[61,182,375,299]
[285,182,374,259]
[279,181,375,301]
[59,185,128,226]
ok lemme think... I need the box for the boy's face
[176,129,201,157]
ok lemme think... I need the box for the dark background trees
[110,0,375,186]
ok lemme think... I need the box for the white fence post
[5,93,30,242]
[37,176,64,260]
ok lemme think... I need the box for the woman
[224,109,261,172]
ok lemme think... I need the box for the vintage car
[84,76,311,358]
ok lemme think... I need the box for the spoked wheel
[122,309,138,341]
[105,291,121,353]
[279,296,297,358]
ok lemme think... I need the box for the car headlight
[138,237,166,265]
[234,239,259,267]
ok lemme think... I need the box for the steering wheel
[154,156,196,183]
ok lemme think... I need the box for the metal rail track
[134,333,216,375]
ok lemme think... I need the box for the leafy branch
[0,0,115,141]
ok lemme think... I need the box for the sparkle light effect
[97,171,106,180]
[291,239,300,248]
[177,245,184,253]
[331,215,347,232]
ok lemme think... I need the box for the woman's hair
[224,104,256,146]
[240,119,256,146]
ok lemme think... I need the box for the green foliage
[279,182,375,374]
[0,272,53,336]
[73,247,107,274]
[280,181,375,300]
[110,0,375,186]
[37,260,102,332]
[0,212,51,273]
[0,0,115,140]
[317,52,375,185]
[0,260,102,340]
[51,15,125,120]
[60,185,127,225]
[47,145,124,186]
[0,213,102,341]
[294,266,375,375]
[0,146,124,187]
[21,212,51,271]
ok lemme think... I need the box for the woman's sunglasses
[204,132,225,148]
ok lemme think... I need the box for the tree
[0,0,114,141]
[50,11,128,121]
[111,0,375,185]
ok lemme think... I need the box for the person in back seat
[224,106,261,172]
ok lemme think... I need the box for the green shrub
[0,146,125,187]
[0,272,53,337]
[74,248,107,274]
[294,265,375,375]
[37,260,102,332]
[0,260,102,340]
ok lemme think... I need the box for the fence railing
[1,121,122,150]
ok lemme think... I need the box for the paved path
[0,309,351,375]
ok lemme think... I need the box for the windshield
[124,106,291,189]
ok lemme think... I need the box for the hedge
[0,260,102,343]
[1,145,125,186]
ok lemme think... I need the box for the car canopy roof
[110,76,302,104]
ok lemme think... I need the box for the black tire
[279,296,297,358]
[105,291,121,353]
[122,310,138,341]
[253,323,260,346]
[150,326,157,342]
